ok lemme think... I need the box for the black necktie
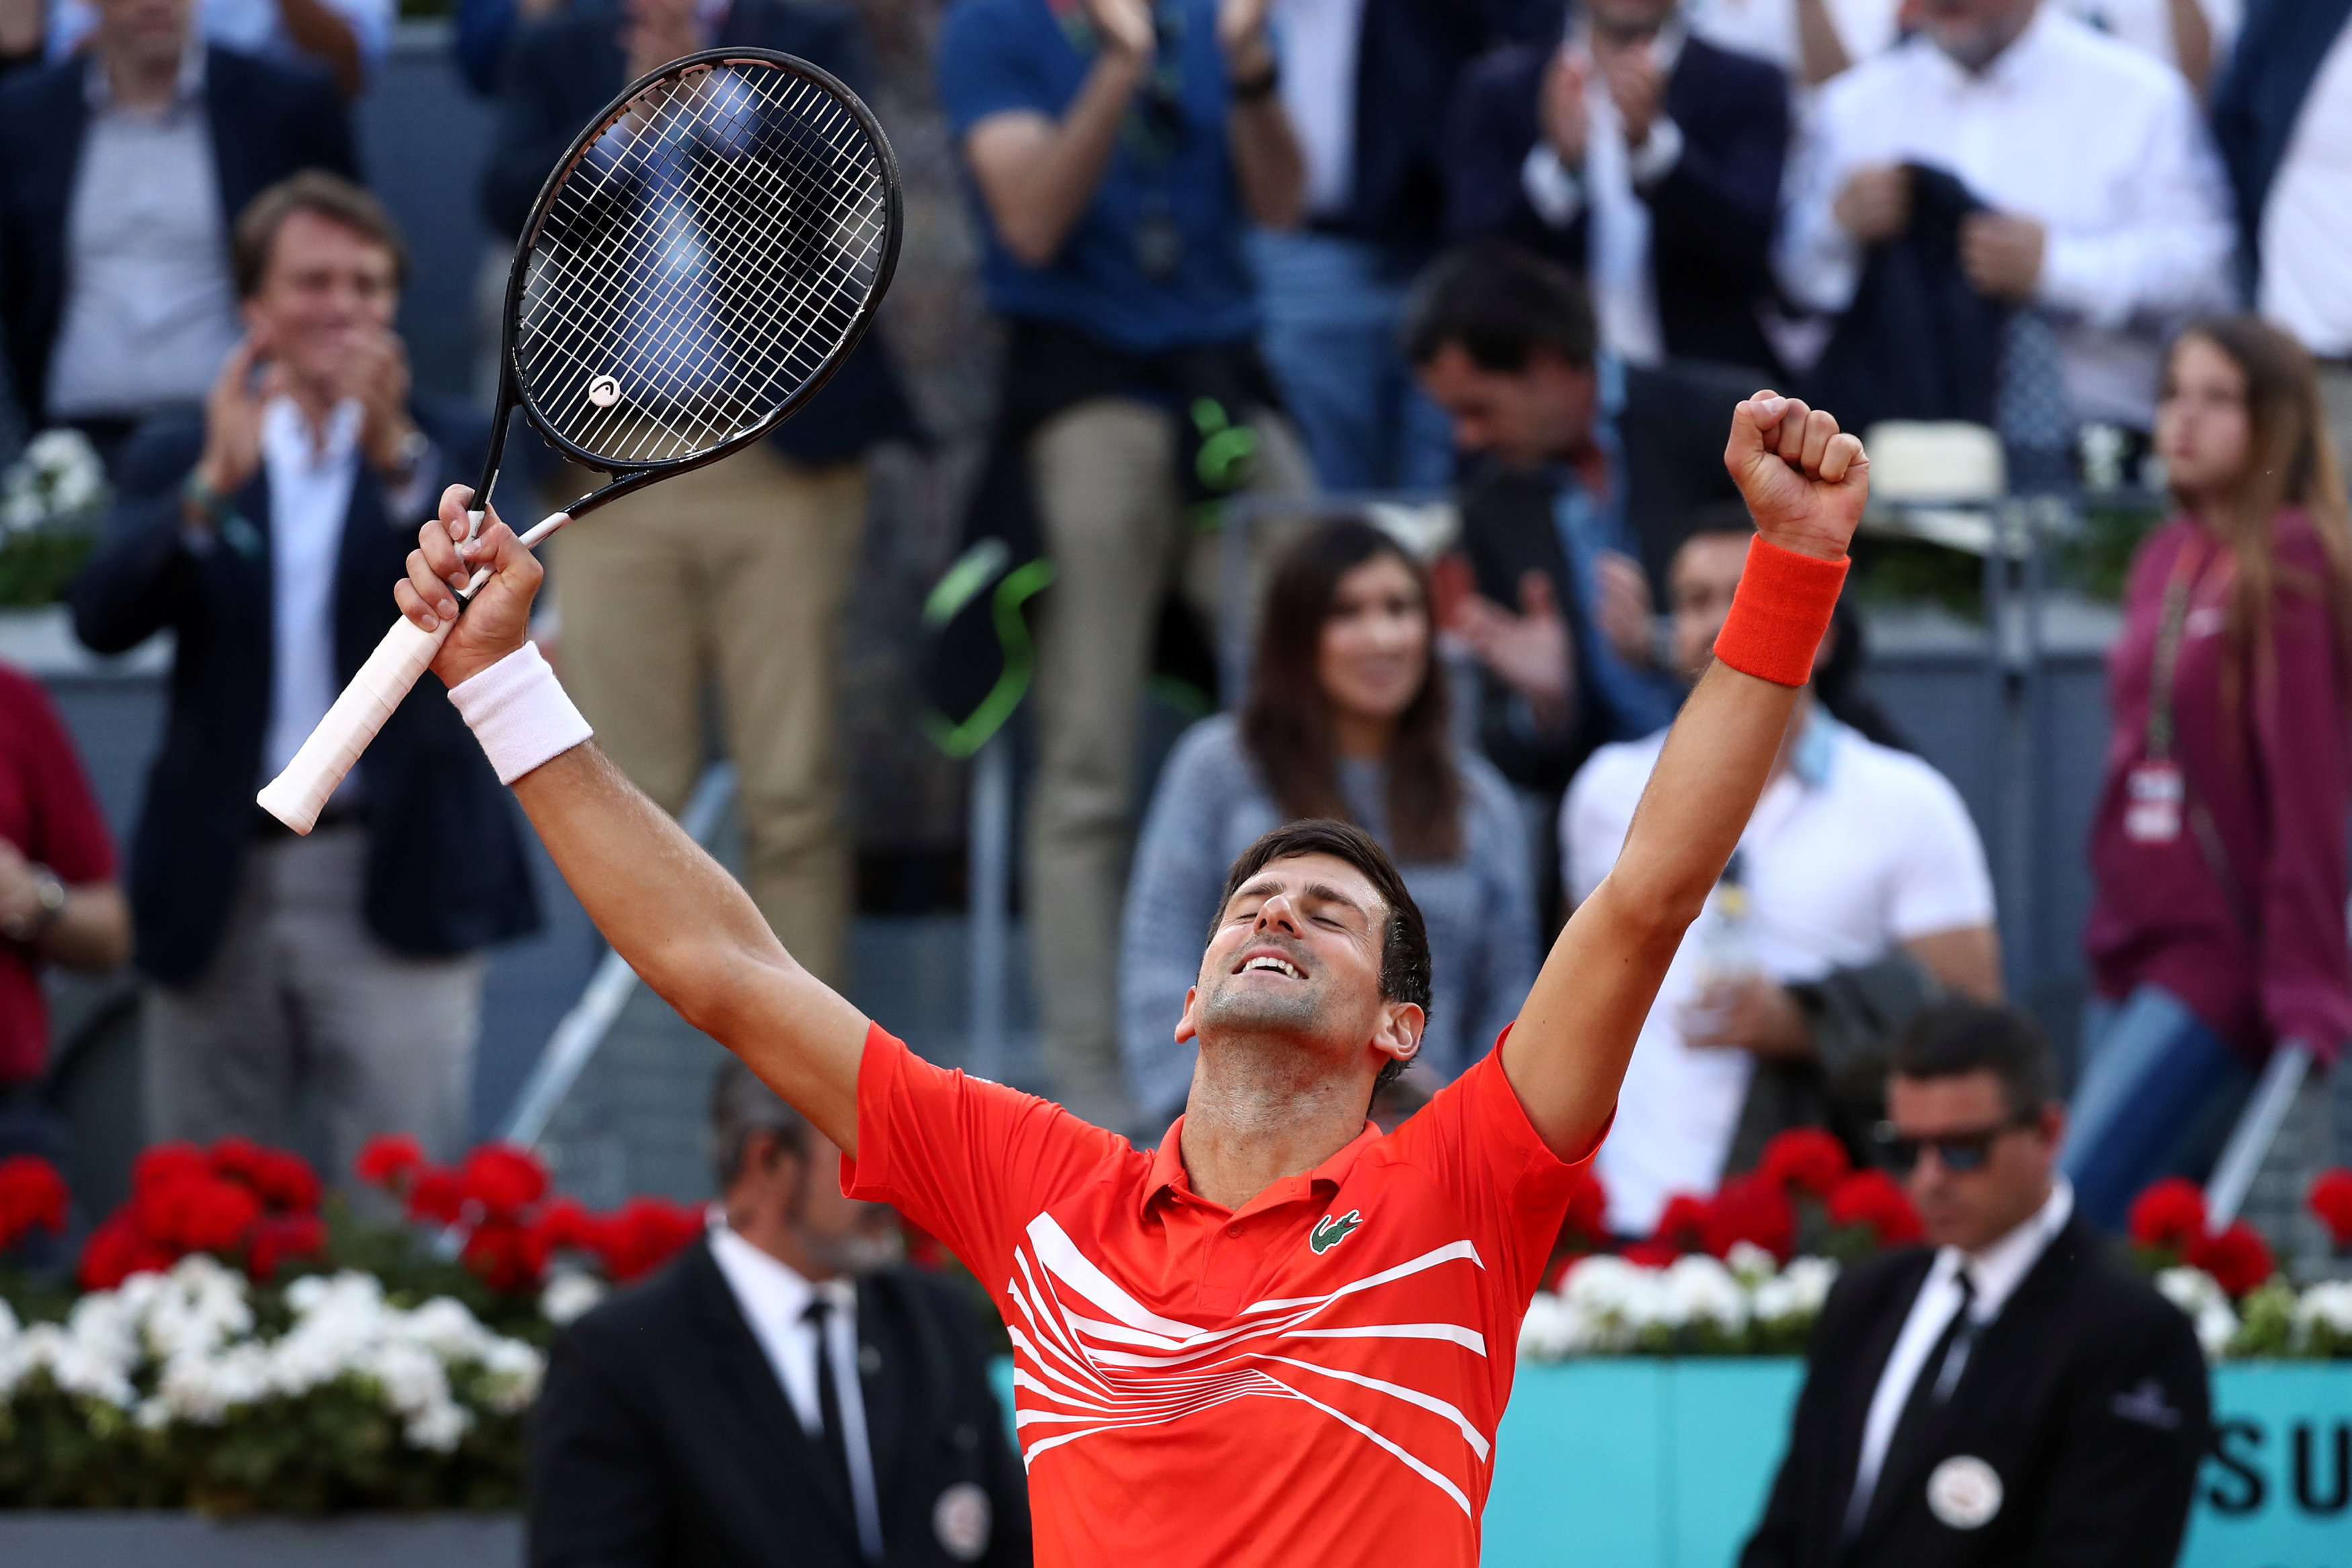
[803,1297,857,1515]
[1877,1270,1980,1504]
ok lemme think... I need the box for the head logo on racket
[1308,1210,1362,1255]
[586,374,621,408]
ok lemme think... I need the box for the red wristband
[1714,536,1849,687]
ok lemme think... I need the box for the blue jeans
[2060,985,2253,1230]
[1247,229,1454,492]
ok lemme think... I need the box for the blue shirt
[936,0,1259,353]
[1551,355,1680,740]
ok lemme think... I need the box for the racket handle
[257,613,453,833]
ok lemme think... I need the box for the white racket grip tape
[257,613,452,832]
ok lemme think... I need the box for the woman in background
[2070,316,2352,1228]
[1118,519,1539,1132]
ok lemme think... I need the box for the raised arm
[1502,394,1866,1157]
[395,490,868,1151]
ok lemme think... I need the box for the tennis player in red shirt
[396,393,1865,1565]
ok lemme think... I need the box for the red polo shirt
[841,1022,1593,1566]
[0,665,114,1083]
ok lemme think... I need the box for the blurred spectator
[46,0,388,95]
[452,0,563,95]
[0,664,128,1106]
[69,174,538,1174]
[1407,244,1683,799]
[0,0,356,468]
[1565,515,1999,1235]
[1118,519,1538,1129]
[1250,0,1556,490]
[938,0,1313,1123]
[482,0,918,992]
[1445,0,1790,374]
[1742,1001,2208,1568]
[2070,316,2352,1228]
[1,0,44,70]
[530,1061,1031,1568]
[1777,0,2232,469]
[1684,0,1904,85]
[2051,0,2233,89]
[2212,0,2352,466]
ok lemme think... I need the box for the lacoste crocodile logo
[1308,1210,1363,1255]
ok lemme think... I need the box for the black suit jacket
[1742,1215,2210,1568]
[480,0,917,466]
[1321,0,1560,249]
[1444,34,1788,374]
[530,1237,1032,1568]
[0,46,359,426]
[69,398,540,986]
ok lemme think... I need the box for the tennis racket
[257,46,902,832]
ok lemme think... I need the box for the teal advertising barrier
[1484,1361,2352,1567]
[991,1359,2352,1564]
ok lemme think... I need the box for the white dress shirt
[2258,19,2352,358]
[1776,6,2234,428]
[2052,0,2240,75]
[1564,712,1997,1234]
[1685,0,1905,81]
[44,45,239,420]
[1519,21,1689,367]
[48,0,393,78]
[262,398,365,788]
[708,1225,886,1561]
[1273,0,1367,219]
[1845,1180,2074,1530]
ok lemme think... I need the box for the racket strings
[513,60,890,468]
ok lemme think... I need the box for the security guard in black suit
[1742,1000,2210,1568]
[528,1063,1030,1567]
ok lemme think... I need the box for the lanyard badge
[2124,759,2184,843]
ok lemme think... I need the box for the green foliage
[2231,1279,2300,1359]
[0,529,95,608]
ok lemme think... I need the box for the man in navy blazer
[0,0,358,455]
[1445,0,1788,376]
[71,173,537,1176]
[476,0,916,992]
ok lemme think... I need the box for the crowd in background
[0,0,2346,1259]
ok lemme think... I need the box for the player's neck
[1177,1053,1374,1211]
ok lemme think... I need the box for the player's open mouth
[1235,953,1307,979]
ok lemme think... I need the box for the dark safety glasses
[1872,1111,2038,1174]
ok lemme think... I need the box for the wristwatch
[2,865,66,943]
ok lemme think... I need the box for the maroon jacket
[2085,511,2352,1065]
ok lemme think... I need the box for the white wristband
[448,642,593,785]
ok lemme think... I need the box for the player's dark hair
[1212,820,1431,1093]
[1405,242,1595,374]
[232,170,411,300]
[1243,519,1462,862]
[710,1058,810,1192]
[1888,1000,2058,1118]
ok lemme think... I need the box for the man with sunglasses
[1743,998,2209,1568]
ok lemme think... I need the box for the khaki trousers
[1025,398,1311,1119]
[552,443,867,988]
[146,828,483,1175]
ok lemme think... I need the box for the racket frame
[472,44,905,532]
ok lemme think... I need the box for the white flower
[2293,1282,2352,1342]
[540,1270,607,1327]
[17,1322,138,1408]
[1754,1256,1839,1324]
[1662,1254,1750,1334]
[477,1338,546,1415]
[1556,1254,1670,1351]
[2156,1266,2226,1317]
[1724,1242,1778,1287]
[404,1399,472,1452]
[405,1297,494,1360]
[1517,1293,1577,1362]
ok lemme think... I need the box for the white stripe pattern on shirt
[1003,1213,1492,1516]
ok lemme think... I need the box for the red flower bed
[2186,1222,2275,1298]
[355,1134,705,1296]
[1757,1129,1851,1199]
[2310,1168,2352,1250]
[80,1138,328,1289]
[1826,1170,1925,1247]
[0,1153,69,1251]
[2127,1177,2208,1253]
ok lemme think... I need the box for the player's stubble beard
[1187,943,1372,1132]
